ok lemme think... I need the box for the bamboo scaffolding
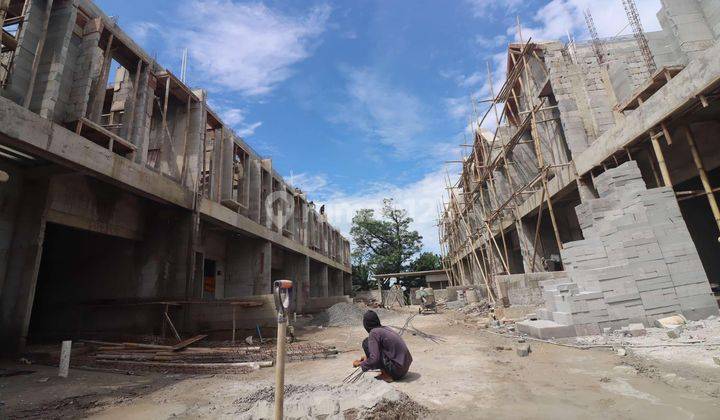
[439,32,569,301]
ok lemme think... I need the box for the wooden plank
[96,360,273,368]
[171,334,208,352]
[80,117,135,150]
[122,342,173,350]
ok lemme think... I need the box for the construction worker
[352,310,413,382]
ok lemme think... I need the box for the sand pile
[235,376,426,419]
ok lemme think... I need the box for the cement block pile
[519,161,718,338]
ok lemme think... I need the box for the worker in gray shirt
[353,310,413,382]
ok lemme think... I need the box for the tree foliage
[351,254,374,291]
[410,252,442,272]
[351,199,430,290]
[351,199,422,276]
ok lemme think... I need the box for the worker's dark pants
[362,338,402,379]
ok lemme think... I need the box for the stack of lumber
[80,336,339,374]
[83,336,270,373]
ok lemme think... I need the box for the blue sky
[96,0,661,253]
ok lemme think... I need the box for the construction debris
[516,344,531,357]
[234,376,427,419]
[655,314,687,329]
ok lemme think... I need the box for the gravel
[313,303,394,327]
[234,375,426,419]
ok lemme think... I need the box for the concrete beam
[200,198,350,273]
[0,96,194,209]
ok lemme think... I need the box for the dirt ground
[2,306,720,419]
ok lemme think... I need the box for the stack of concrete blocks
[520,161,717,338]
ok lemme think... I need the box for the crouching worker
[352,310,412,382]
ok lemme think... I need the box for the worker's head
[363,310,381,333]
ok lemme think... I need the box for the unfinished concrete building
[439,0,720,337]
[0,0,351,352]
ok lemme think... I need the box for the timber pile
[80,337,338,374]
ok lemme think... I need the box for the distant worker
[320,204,325,215]
[353,310,413,382]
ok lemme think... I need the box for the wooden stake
[530,186,546,271]
[681,125,720,235]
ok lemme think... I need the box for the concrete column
[320,264,329,297]
[2,0,51,105]
[117,66,136,140]
[0,178,50,352]
[294,255,310,313]
[261,162,273,229]
[248,158,261,222]
[31,0,78,119]
[66,17,102,121]
[253,241,271,295]
[221,132,233,202]
[577,176,597,203]
[209,129,223,202]
[129,66,155,164]
[86,34,113,123]
[343,272,352,296]
[334,269,344,296]
[172,211,194,299]
[184,92,206,190]
[518,218,545,273]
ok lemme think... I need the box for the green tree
[350,199,423,277]
[410,252,442,272]
[351,254,375,291]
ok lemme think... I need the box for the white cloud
[458,71,484,87]
[466,0,524,18]
[334,67,426,155]
[319,168,455,253]
[287,172,330,195]
[444,50,506,129]
[476,34,508,49]
[128,22,160,44]
[219,108,263,138]
[445,96,472,120]
[176,0,330,96]
[512,0,662,43]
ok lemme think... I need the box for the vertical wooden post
[650,134,673,187]
[681,125,720,236]
[530,186,546,271]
